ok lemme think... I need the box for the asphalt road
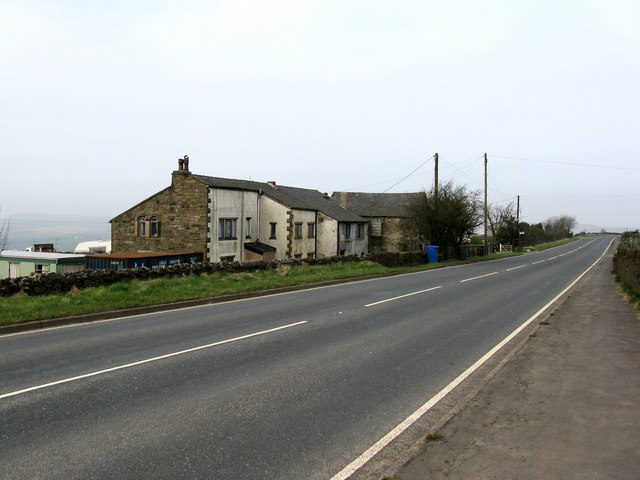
[0,236,615,479]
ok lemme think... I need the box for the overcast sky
[2,0,639,230]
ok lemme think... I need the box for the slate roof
[193,175,365,223]
[330,192,420,218]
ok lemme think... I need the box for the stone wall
[0,251,428,297]
[613,241,640,291]
[110,172,208,257]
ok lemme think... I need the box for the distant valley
[3,214,111,252]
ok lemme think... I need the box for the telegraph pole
[484,153,488,255]
[516,195,521,249]
[434,152,439,198]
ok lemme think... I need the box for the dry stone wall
[0,251,428,297]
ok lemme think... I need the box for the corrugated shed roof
[330,192,420,217]
[193,175,366,223]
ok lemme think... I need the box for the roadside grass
[0,252,517,326]
[520,236,583,252]
[425,432,445,442]
[616,276,640,311]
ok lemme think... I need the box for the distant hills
[575,223,636,234]
[2,214,111,252]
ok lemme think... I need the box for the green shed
[0,250,86,279]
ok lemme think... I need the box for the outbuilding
[0,250,86,279]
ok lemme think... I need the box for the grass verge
[616,276,640,311]
[0,253,517,326]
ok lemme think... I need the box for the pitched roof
[330,192,420,218]
[193,175,365,223]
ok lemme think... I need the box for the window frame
[218,218,238,240]
[270,222,277,239]
[307,222,316,238]
[137,216,146,237]
[150,217,160,238]
[294,222,303,239]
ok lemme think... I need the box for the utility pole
[434,152,439,198]
[484,153,488,255]
[516,195,520,249]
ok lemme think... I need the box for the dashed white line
[506,265,527,272]
[365,286,442,307]
[0,321,308,400]
[532,260,546,265]
[460,272,498,283]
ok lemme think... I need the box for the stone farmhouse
[111,158,368,263]
[331,192,424,253]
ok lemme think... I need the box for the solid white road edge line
[365,286,442,307]
[0,321,308,400]
[329,238,614,480]
[459,271,498,283]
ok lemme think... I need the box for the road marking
[330,237,615,480]
[548,255,558,260]
[460,272,498,283]
[506,265,527,272]
[532,260,546,264]
[0,321,307,400]
[365,286,442,307]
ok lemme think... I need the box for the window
[357,223,365,239]
[220,255,235,263]
[307,222,316,238]
[218,218,237,240]
[270,222,277,239]
[294,222,303,239]
[245,217,251,238]
[137,217,146,237]
[34,264,50,275]
[137,216,160,238]
[150,217,160,237]
[307,252,315,259]
[294,253,303,259]
[345,223,351,239]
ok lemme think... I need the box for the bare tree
[488,202,517,245]
[543,214,577,241]
[0,207,10,251]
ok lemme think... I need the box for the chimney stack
[173,155,191,186]
[340,192,348,209]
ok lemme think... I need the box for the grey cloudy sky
[2,0,639,230]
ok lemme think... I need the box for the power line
[382,154,436,193]
[490,154,640,171]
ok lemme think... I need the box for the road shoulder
[395,247,640,479]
